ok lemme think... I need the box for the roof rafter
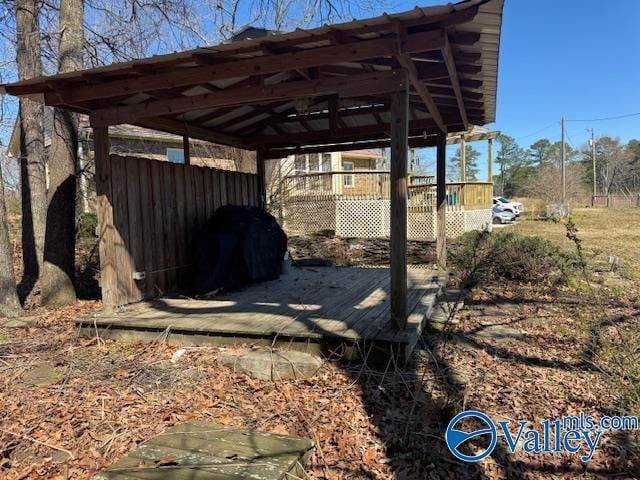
[134,116,253,150]
[396,53,445,132]
[90,70,408,127]
[248,117,453,147]
[44,30,444,107]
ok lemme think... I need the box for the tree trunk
[40,0,84,306]
[0,162,22,318]
[15,0,47,283]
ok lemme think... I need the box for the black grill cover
[190,205,287,295]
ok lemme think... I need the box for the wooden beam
[396,53,445,132]
[436,130,447,269]
[93,126,117,308]
[46,31,444,106]
[183,135,191,165]
[243,103,388,136]
[205,100,289,130]
[262,125,469,158]
[390,86,408,330]
[328,96,339,132]
[264,126,498,158]
[487,137,493,182]
[441,33,469,128]
[248,115,442,147]
[459,134,466,182]
[91,70,408,127]
[256,149,267,210]
[133,116,252,150]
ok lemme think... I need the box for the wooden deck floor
[78,266,442,361]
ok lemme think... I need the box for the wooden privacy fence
[98,154,259,308]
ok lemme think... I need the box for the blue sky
[408,0,640,176]
[492,0,640,146]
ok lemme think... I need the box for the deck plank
[78,267,442,358]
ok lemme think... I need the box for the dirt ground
[1,208,639,479]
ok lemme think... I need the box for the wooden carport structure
[2,0,504,334]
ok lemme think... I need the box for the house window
[321,153,331,172]
[167,148,185,164]
[343,161,354,187]
[294,155,306,173]
[307,153,319,172]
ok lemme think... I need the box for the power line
[515,121,559,141]
[565,111,640,122]
[564,129,577,150]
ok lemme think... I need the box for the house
[7,111,255,212]
[266,149,384,199]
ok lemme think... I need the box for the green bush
[76,212,98,239]
[451,230,575,288]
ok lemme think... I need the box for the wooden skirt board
[77,266,443,361]
[92,421,314,479]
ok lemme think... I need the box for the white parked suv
[493,196,524,216]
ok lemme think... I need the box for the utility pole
[590,128,596,198]
[561,116,566,204]
[459,134,466,182]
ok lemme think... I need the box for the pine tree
[449,144,480,181]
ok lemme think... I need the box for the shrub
[76,212,98,239]
[451,230,574,288]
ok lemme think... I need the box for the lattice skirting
[464,208,493,234]
[283,199,491,239]
[336,200,390,238]
[283,198,337,234]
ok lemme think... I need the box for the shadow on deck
[76,266,443,363]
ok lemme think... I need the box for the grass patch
[512,207,640,282]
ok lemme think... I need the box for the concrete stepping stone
[475,325,525,342]
[93,421,314,479]
[22,364,65,387]
[3,316,38,328]
[218,349,322,380]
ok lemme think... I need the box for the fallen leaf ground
[1,209,639,479]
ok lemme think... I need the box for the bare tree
[594,136,632,197]
[41,0,84,306]
[0,156,21,318]
[15,0,47,282]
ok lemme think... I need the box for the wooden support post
[487,137,493,183]
[436,130,447,269]
[183,135,191,165]
[93,126,117,308]
[256,149,267,210]
[390,86,408,330]
[459,135,466,182]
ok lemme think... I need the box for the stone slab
[92,421,314,479]
[218,349,322,380]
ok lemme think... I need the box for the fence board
[124,157,145,303]
[99,155,259,307]
[174,166,187,287]
[150,160,168,294]
[162,163,178,289]
[219,171,228,206]
[137,159,156,298]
